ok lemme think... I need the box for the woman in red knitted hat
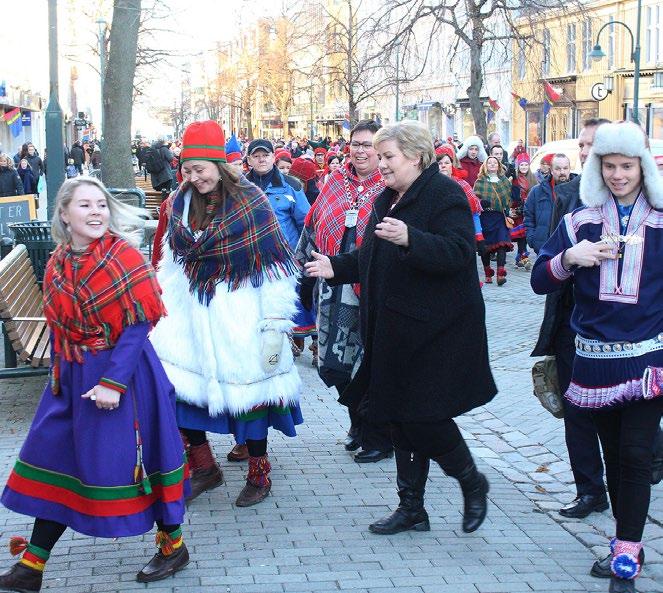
[149,120,303,508]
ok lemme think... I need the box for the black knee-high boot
[369,449,430,535]
[432,440,489,533]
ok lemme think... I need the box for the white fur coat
[150,241,301,417]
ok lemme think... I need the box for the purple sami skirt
[1,341,187,538]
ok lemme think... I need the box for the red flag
[488,98,500,111]
[3,107,20,123]
[543,81,561,102]
[511,92,521,100]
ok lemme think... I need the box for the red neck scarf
[44,233,165,374]
[305,161,384,256]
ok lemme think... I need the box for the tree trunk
[102,0,141,188]
[467,16,487,142]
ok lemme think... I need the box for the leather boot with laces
[369,450,430,535]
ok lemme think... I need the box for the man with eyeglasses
[296,120,393,463]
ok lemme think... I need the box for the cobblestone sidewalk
[0,259,660,592]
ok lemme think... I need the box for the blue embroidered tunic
[531,193,663,408]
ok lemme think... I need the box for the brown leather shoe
[227,443,249,462]
[136,543,189,583]
[235,479,271,507]
[186,464,224,503]
[0,562,43,592]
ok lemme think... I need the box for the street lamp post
[45,0,65,219]
[395,43,400,122]
[96,19,107,147]
[588,0,642,124]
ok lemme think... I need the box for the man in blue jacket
[246,139,310,249]
[524,154,575,254]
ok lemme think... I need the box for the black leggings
[28,518,180,553]
[180,428,267,457]
[481,248,506,268]
[592,397,663,542]
[515,238,527,256]
[390,419,463,458]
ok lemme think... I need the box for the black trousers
[390,419,463,458]
[553,324,606,497]
[180,428,267,457]
[481,249,506,268]
[592,397,663,542]
[337,383,392,452]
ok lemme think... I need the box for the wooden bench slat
[30,329,51,367]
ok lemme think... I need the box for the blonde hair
[477,156,505,179]
[51,177,146,247]
[373,120,436,170]
[0,153,15,169]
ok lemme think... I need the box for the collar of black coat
[377,162,439,217]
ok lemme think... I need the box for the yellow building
[512,0,663,147]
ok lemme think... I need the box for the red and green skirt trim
[5,457,188,518]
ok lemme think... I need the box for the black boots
[432,441,489,533]
[369,449,431,534]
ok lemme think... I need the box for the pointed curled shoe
[136,543,189,583]
[0,562,43,592]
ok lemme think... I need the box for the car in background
[529,138,663,174]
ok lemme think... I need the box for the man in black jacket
[532,119,610,525]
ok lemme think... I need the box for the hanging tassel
[133,418,152,495]
[9,536,28,556]
[155,531,174,555]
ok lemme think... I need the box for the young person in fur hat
[0,178,189,591]
[457,135,487,187]
[149,121,302,508]
[531,122,663,593]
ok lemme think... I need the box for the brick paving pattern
[0,259,661,592]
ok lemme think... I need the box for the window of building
[542,30,551,76]
[582,19,592,71]
[645,5,662,64]
[608,17,615,69]
[567,24,577,73]
[526,110,542,147]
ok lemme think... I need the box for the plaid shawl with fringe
[168,178,296,304]
[44,233,165,386]
[473,175,512,214]
[304,162,384,256]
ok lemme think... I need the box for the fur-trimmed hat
[579,121,663,208]
[456,135,487,162]
[181,120,226,163]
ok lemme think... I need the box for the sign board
[0,195,37,238]
[591,83,609,102]
[21,112,31,126]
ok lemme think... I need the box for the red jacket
[459,156,482,187]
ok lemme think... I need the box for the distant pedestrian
[458,136,487,186]
[0,177,189,592]
[69,142,85,174]
[17,158,37,193]
[510,153,536,269]
[65,158,78,179]
[146,138,173,192]
[0,154,23,197]
[474,156,513,285]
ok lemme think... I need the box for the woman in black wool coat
[306,120,497,535]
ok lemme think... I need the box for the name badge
[345,209,358,228]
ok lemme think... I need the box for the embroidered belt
[575,333,663,359]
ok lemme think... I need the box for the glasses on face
[350,142,373,151]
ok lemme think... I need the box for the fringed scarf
[304,161,384,256]
[168,178,296,305]
[43,233,166,393]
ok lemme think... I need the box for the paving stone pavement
[0,258,661,592]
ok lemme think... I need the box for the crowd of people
[0,116,661,593]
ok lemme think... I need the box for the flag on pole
[511,92,528,110]
[543,81,561,102]
[487,110,494,123]
[488,98,500,111]
[543,99,551,118]
[3,107,22,137]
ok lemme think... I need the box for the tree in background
[102,0,141,188]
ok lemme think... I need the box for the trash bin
[0,237,13,260]
[8,221,55,283]
[108,187,146,209]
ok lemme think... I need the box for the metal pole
[632,0,642,125]
[45,0,64,219]
[310,85,314,138]
[96,19,107,144]
[395,44,400,122]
